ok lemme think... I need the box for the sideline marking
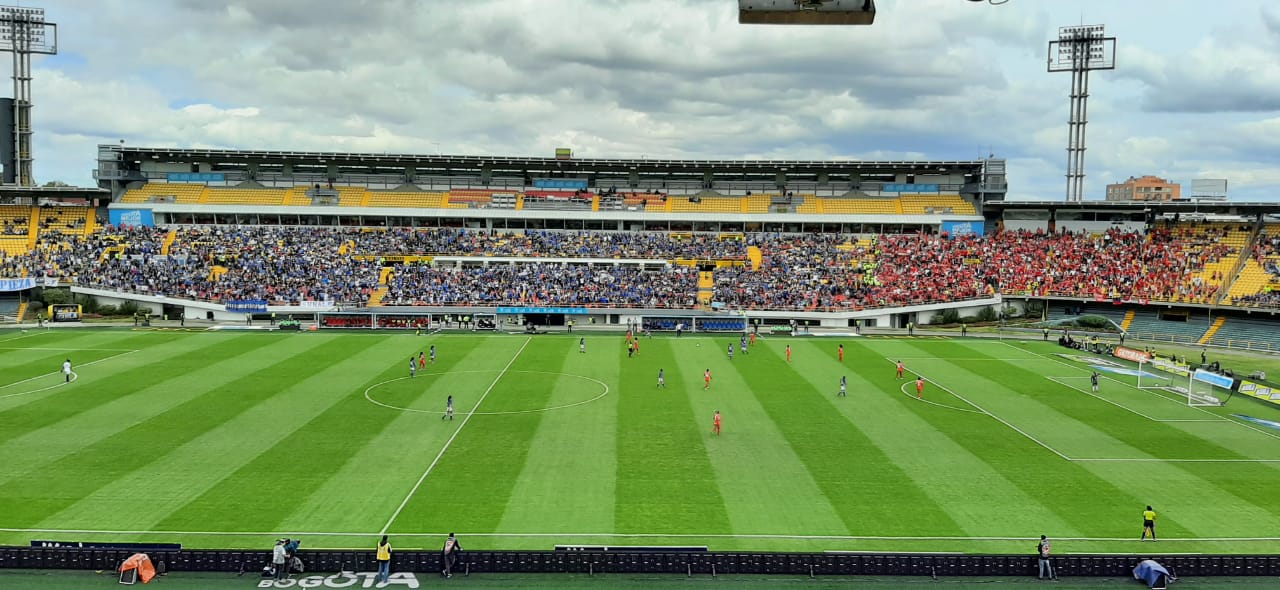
[2,527,1280,544]
[364,370,609,416]
[378,337,531,536]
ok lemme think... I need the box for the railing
[3,545,1279,578]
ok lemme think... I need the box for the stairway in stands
[367,267,393,306]
[1198,316,1226,345]
[1120,310,1136,332]
[697,270,715,305]
[161,229,178,255]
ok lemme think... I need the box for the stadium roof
[105,145,987,174]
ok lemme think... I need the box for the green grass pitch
[2,327,1280,555]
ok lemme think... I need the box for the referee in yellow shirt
[1141,506,1157,541]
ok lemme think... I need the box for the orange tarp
[121,553,157,584]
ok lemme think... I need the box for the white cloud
[17,0,1280,201]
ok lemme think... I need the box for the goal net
[1136,357,1181,391]
[1187,369,1233,407]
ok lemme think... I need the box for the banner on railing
[941,221,984,238]
[1113,346,1152,363]
[0,277,36,292]
[108,208,155,228]
[226,300,268,313]
[496,306,589,315]
[1238,380,1280,406]
[166,172,224,182]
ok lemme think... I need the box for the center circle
[364,369,610,415]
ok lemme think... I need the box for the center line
[378,336,531,535]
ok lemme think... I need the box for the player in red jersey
[418,352,426,369]
[703,368,712,390]
[896,360,905,379]
[785,345,792,363]
[838,344,844,362]
[916,376,925,399]
[712,410,722,436]
[749,332,756,346]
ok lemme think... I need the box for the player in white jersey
[657,369,666,388]
[62,358,73,383]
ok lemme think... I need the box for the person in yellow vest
[1141,506,1157,541]
[376,535,392,584]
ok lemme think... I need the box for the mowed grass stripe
[798,339,1084,538]
[277,336,508,533]
[845,340,1146,538]
[905,340,1280,537]
[48,334,410,533]
[673,338,846,536]
[929,341,1256,461]
[389,337,559,535]
[990,341,1280,459]
[494,337,620,535]
[615,338,731,535]
[741,339,964,537]
[0,333,270,461]
[0,334,332,528]
[0,331,192,416]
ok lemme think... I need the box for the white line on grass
[0,330,43,344]
[884,357,1074,462]
[0,347,141,352]
[1003,342,1280,443]
[0,350,138,400]
[896,382,984,414]
[1071,457,1280,463]
[4,527,1280,543]
[377,336,532,536]
[364,370,610,416]
[1045,376,1225,424]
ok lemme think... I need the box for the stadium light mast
[0,5,57,187]
[1048,24,1115,203]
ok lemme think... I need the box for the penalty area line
[378,336,532,536]
[884,357,1074,462]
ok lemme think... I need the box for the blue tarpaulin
[1133,560,1170,589]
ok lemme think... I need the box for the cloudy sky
[27,0,1280,201]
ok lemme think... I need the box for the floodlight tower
[0,5,57,187]
[1048,25,1115,203]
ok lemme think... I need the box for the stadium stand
[1123,308,1211,344]
[669,196,742,214]
[820,198,900,215]
[899,194,977,215]
[202,187,288,206]
[365,191,447,209]
[1206,317,1280,352]
[1228,224,1280,307]
[120,183,206,203]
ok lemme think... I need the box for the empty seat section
[821,198,899,214]
[121,183,207,203]
[447,189,495,208]
[366,192,447,208]
[670,197,740,213]
[203,188,288,205]
[899,194,976,215]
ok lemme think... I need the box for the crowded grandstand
[0,145,1278,351]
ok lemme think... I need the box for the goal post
[1135,357,1178,391]
[1189,369,1234,407]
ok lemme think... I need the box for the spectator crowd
[1,223,1276,311]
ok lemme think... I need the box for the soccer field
[2,327,1280,554]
